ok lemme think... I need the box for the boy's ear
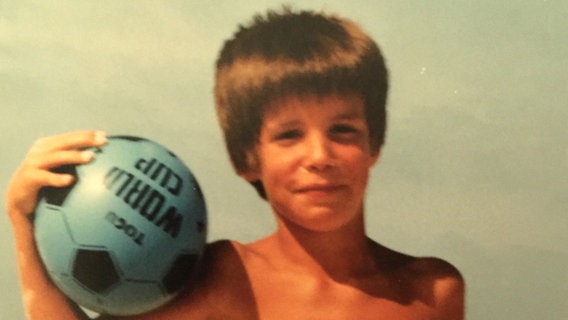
[238,152,268,200]
[239,168,260,183]
[369,149,381,167]
[239,151,261,182]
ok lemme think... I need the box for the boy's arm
[415,257,465,320]
[6,131,107,320]
[436,270,465,320]
[9,212,90,319]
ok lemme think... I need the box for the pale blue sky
[1,1,567,319]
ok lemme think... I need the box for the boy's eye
[329,124,364,142]
[274,129,302,141]
[331,124,356,133]
[330,124,358,135]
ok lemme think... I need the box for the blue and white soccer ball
[34,136,207,316]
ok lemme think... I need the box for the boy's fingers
[7,131,102,217]
[27,170,74,188]
[37,150,95,170]
[46,173,75,187]
[36,130,107,152]
[59,130,107,149]
[6,170,74,216]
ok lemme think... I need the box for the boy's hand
[6,131,107,220]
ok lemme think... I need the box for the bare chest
[247,271,437,320]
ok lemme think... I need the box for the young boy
[6,8,464,320]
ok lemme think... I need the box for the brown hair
[215,8,389,198]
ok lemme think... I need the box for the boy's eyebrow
[333,110,365,121]
[268,111,364,127]
[270,112,363,127]
[269,120,301,129]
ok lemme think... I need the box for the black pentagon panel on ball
[161,253,200,294]
[40,165,78,206]
[72,249,121,294]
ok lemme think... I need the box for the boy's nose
[304,133,335,171]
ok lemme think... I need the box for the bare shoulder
[370,240,463,286]
[187,240,258,318]
[406,256,464,299]
[118,240,257,320]
[407,256,465,319]
[409,256,464,282]
[370,241,465,319]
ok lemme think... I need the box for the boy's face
[244,92,379,232]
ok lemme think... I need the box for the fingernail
[61,175,74,185]
[81,151,94,162]
[94,131,107,145]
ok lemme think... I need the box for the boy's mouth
[294,183,347,196]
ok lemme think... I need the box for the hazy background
[1,1,566,319]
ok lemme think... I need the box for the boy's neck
[270,210,377,282]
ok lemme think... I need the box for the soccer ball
[34,136,207,316]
